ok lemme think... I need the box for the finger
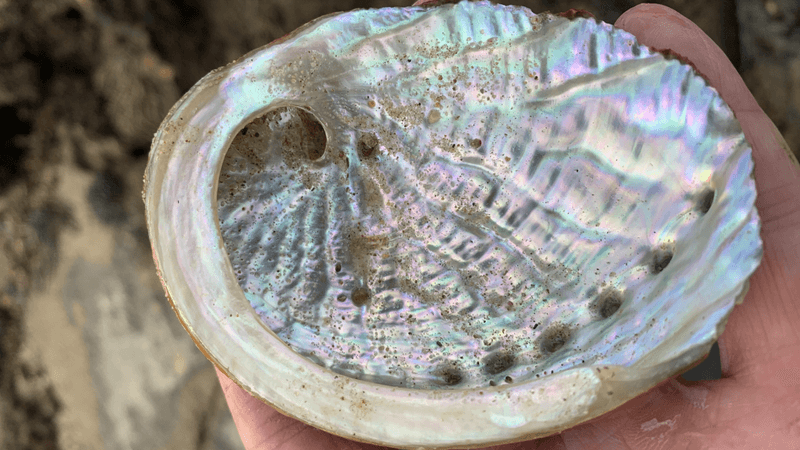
[561,374,800,449]
[615,4,800,207]
[215,367,388,450]
[218,361,567,450]
[616,4,800,379]
[217,361,570,450]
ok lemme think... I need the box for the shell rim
[142,2,763,448]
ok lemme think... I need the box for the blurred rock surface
[737,0,800,163]
[0,0,795,449]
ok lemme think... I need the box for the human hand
[216,3,800,449]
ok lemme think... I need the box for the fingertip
[215,365,231,386]
[215,365,249,403]
[615,3,688,29]
[214,366,248,422]
[214,366,283,448]
[613,5,800,193]
[615,7,800,383]
[614,4,760,115]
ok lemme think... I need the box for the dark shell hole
[297,109,327,161]
[697,188,715,214]
[351,286,370,307]
[434,362,463,386]
[440,367,463,386]
[541,325,572,354]
[482,351,515,375]
[596,290,623,319]
[357,133,379,160]
[652,247,674,274]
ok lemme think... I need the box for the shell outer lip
[143,1,763,448]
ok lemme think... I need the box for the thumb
[616,3,800,381]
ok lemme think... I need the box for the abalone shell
[144,1,762,448]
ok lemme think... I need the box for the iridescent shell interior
[145,1,762,447]
[215,7,757,390]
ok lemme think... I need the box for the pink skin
[216,3,800,449]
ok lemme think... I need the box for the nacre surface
[144,1,762,448]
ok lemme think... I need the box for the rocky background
[0,0,796,449]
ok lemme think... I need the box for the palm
[216,4,800,449]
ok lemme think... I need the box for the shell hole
[594,289,623,319]
[334,262,342,273]
[482,350,515,375]
[697,188,715,214]
[296,109,327,160]
[357,133,379,160]
[440,368,463,386]
[541,325,572,354]
[351,286,370,307]
[651,246,674,274]
[433,363,463,386]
